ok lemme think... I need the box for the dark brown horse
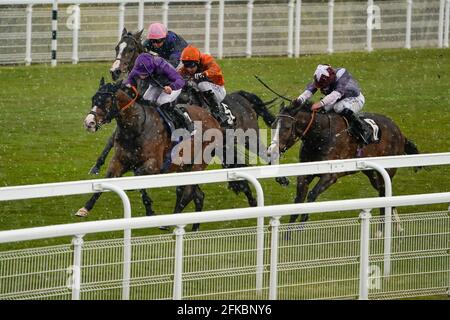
[267,101,420,227]
[89,28,288,207]
[78,78,222,231]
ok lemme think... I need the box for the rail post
[93,182,132,300]
[118,3,125,40]
[269,216,281,300]
[357,161,393,277]
[173,225,186,300]
[287,0,295,57]
[359,209,372,300]
[246,0,254,58]
[71,234,84,300]
[405,0,413,49]
[138,0,144,32]
[444,0,450,47]
[218,0,225,59]
[294,0,302,57]
[204,1,212,54]
[71,4,80,64]
[439,0,445,47]
[51,0,58,67]
[162,1,169,27]
[367,0,374,52]
[327,0,334,54]
[228,172,264,294]
[25,4,33,66]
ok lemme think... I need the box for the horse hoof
[158,226,170,231]
[88,165,100,175]
[276,177,290,187]
[75,207,89,217]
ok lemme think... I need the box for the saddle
[344,114,381,145]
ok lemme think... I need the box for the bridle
[113,35,143,72]
[274,109,317,152]
[90,85,139,125]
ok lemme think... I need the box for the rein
[119,86,139,111]
[276,109,317,148]
[302,110,317,138]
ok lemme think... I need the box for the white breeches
[197,81,227,104]
[325,93,365,114]
[143,84,182,106]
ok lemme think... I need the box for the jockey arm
[319,90,342,107]
[296,82,317,104]
[123,67,146,87]
[201,56,224,85]
[161,62,185,91]
[311,90,342,111]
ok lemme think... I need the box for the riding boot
[160,102,195,134]
[340,108,372,145]
[173,105,196,134]
[202,90,231,128]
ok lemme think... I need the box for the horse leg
[161,185,198,231]
[192,185,205,232]
[76,158,126,217]
[300,173,340,223]
[222,143,258,207]
[289,175,315,223]
[284,175,314,240]
[133,169,155,217]
[89,129,115,175]
[139,189,155,217]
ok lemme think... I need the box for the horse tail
[404,138,422,172]
[404,138,420,155]
[236,90,276,126]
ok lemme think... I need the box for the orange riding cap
[180,45,225,86]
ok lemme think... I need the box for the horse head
[84,77,123,132]
[267,100,313,159]
[110,28,144,81]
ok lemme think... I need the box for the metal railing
[0,153,450,299]
[0,0,449,65]
[0,193,449,299]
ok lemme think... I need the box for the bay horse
[89,28,288,207]
[267,101,420,232]
[78,78,222,231]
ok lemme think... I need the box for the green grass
[0,48,449,250]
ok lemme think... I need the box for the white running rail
[0,153,449,300]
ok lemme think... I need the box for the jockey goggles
[182,60,199,68]
[150,38,165,44]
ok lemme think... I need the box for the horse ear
[134,29,144,40]
[99,77,105,88]
[122,28,128,37]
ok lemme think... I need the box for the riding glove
[194,73,207,81]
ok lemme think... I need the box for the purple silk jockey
[124,53,195,133]
[125,52,185,106]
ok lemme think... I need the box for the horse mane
[280,99,313,116]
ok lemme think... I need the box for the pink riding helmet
[147,22,168,40]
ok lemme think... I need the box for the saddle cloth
[221,102,236,126]
[362,117,380,143]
